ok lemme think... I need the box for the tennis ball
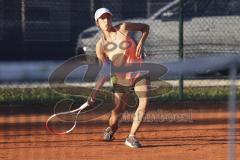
[111,76,118,84]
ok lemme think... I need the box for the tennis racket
[46,101,89,135]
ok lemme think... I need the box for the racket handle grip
[79,101,89,110]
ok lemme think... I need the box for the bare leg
[129,77,149,136]
[109,92,127,131]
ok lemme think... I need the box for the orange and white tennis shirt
[100,27,144,86]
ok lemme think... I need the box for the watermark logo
[48,53,172,122]
[121,109,193,123]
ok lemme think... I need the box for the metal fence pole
[228,64,237,160]
[179,0,184,100]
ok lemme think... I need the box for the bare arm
[88,40,109,104]
[118,22,150,58]
[121,22,149,43]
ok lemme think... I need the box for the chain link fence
[75,0,240,100]
[76,0,240,62]
[0,0,3,40]
[0,3,239,159]
[0,0,240,101]
[99,0,240,60]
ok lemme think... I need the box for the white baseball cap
[94,8,112,22]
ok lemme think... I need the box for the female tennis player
[88,8,150,148]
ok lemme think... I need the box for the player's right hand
[87,97,96,106]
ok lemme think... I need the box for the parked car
[76,0,240,63]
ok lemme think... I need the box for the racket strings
[46,102,88,135]
[46,115,77,134]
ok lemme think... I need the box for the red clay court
[1,102,239,160]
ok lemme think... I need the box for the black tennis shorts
[112,74,150,93]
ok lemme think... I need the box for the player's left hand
[136,41,143,58]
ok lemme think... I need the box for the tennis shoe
[103,127,115,141]
[125,136,142,148]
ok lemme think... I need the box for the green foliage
[0,86,237,105]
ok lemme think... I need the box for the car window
[184,0,211,17]
[155,3,179,20]
[204,0,240,16]
[155,0,211,20]
[81,30,98,38]
[154,0,240,20]
[227,0,240,15]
